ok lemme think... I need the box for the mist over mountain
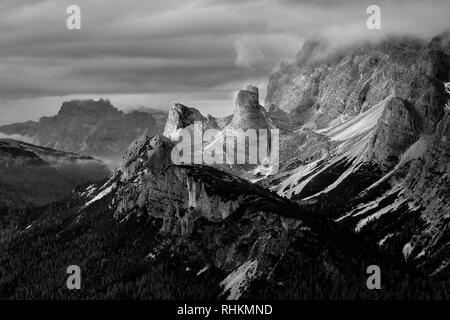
[0,139,109,209]
[123,106,168,121]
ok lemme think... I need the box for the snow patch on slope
[84,183,115,208]
[303,135,371,200]
[275,98,386,199]
[355,196,407,232]
[196,265,209,276]
[220,260,259,300]
[336,186,401,222]
[402,242,413,261]
[378,233,395,246]
[274,158,323,198]
[318,99,385,141]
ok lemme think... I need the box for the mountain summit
[229,85,271,130]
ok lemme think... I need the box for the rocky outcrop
[120,133,175,181]
[229,85,270,130]
[0,99,167,163]
[163,103,208,140]
[163,103,233,141]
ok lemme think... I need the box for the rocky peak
[163,103,210,140]
[163,86,271,141]
[120,133,175,181]
[245,85,259,101]
[295,36,331,64]
[236,85,259,108]
[57,99,118,118]
[229,85,270,130]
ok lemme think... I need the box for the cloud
[0,0,449,121]
[234,37,266,69]
[0,132,35,143]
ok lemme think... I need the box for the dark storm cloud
[0,0,449,119]
[0,0,286,101]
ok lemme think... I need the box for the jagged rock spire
[229,85,270,130]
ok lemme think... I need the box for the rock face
[0,139,109,207]
[400,113,450,274]
[0,99,167,164]
[262,35,450,274]
[365,97,420,170]
[266,37,447,134]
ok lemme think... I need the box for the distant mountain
[0,139,109,208]
[0,99,167,166]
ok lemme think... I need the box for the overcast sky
[0,0,449,124]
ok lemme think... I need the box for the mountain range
[0,34,449,299]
